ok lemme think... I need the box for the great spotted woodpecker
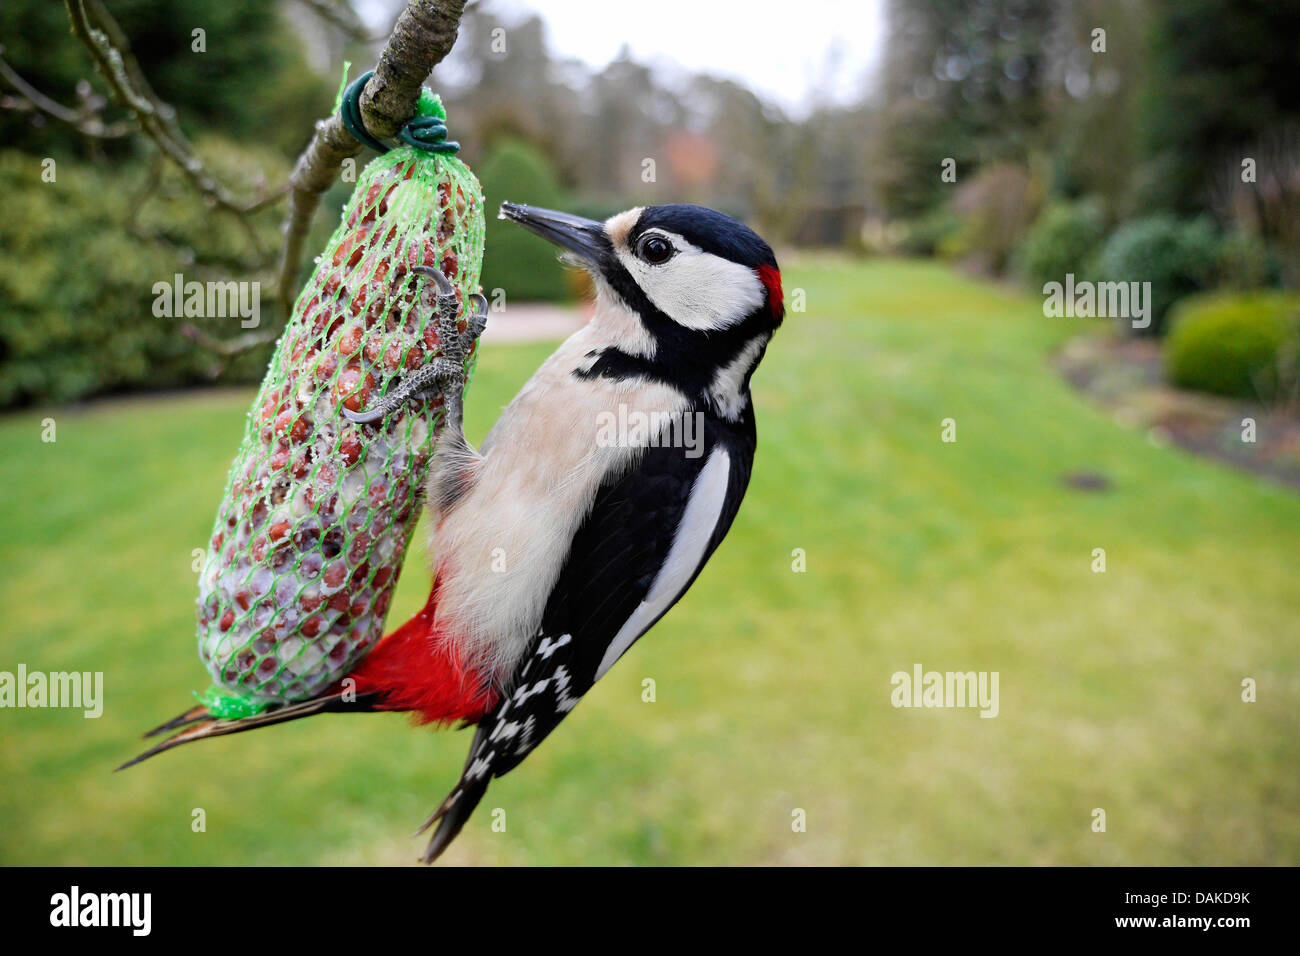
[130,203,785,863]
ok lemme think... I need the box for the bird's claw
[340,406,386,425]
[465,293,488,342]
[341,266,487,431]
[412,266,487,366]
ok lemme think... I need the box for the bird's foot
[342,266,488,431]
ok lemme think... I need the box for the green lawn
[2,258,1297,865]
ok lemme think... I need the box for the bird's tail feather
[416,722,493,863]
[119,582,447,772]
[142,704,210,738]
[116,690,380,771]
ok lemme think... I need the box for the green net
[194,101,485,716]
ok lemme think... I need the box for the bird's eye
[638,235,674,265]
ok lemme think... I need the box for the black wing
[419,408,756,861]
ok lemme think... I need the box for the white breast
[427,298,689,682]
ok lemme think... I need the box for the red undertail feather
[347,578,498,725]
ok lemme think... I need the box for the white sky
[360,0,887,116]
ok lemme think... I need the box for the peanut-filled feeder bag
[194,76,485,718]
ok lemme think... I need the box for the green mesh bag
[194,91,484,718]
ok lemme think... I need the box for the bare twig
[63,0,286,264]
[292,0,380,44]
[181,323,279,379]
[83,0,185,141]
[124,151,166,239]
[275,0,467,315]
[245,182,291,214]
[181,323,278,356]
[0,47,130,138]
[121,154,265,278]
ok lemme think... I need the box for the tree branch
[0,46,130,138]
[181,323,277,355]
[275,0,467,315]
[83,0,185,142]
[63,0,285,265]
[61,0,467,323]
[291,0,379,44]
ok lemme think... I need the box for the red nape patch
[756,264,784,319]
[346,581,498,725]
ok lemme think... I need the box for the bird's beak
[499,202,609,265]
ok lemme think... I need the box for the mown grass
[1,257,1296,865]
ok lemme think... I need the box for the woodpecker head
[501,202,783,410]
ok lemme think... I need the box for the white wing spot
[517,715,537,754]
[514,679,549,705]
[537,633,572,659]
[553,665,581,713]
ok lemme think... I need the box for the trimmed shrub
[1214,229,1283,291]
[897,207,963,258]
[0,141,286,408]
[1015,198,1107,289]
[1165,292,1300,401]
[943,163,1041,276]
[477,137,571,302]
[1095,215,1220,336]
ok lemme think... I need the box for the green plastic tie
[195,685,270,720]
[340,69,460,155]
[332,59,353,114]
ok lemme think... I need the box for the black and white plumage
[414,203,784,859]
[421,407,757,859]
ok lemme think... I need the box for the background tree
[477,137,570,301]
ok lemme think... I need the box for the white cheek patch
[615,238,765,331]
